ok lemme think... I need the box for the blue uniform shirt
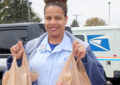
[28,33,73,85]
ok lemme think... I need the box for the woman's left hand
[73,40,86,59]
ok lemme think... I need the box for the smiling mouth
[50,28,58,31]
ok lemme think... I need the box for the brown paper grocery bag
[2,50,32,85]
[56,52,91,85]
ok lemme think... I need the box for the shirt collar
[53,33,72,52]
[37,32,72,52]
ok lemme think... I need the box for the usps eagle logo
[87,35,110,51]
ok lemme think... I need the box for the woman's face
[44,6,68,38]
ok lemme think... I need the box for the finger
[10,45,18,57]
[19,41,26,53]
[73,41,76,49]
[76,49,83,59]
[16,48,23,59]
[75,45,83,58]
[73,40,80,51]
[73,47,78,57]
[18,41,23,49]
[77,46,86,59]
[73,40,79,47]
[12,45,19,54]
[15,43,20,52]
[10,48,16,57]
[75,40,79,44]
[74,43,84,56]
[73,41,80,57]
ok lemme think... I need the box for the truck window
[0,29,28,53]
[74,35,84,41]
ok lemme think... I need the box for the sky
[29,0,120,26]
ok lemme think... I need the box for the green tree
[0,0,42,24]
[70,19,79,27]
[84,17,106,26]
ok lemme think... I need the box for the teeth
[50,28,57,30]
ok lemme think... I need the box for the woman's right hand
[10,41,24,59]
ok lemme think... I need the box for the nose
[50,19,56,25]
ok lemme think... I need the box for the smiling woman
[44,0,68,45]
[44,6,68,44]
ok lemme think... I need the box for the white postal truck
[71,26,120,85]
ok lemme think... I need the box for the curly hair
[44,0,68,16]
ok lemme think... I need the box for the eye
[45,17,51,20]
[55,17,62,20]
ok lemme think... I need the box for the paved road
[0,80,1,85]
